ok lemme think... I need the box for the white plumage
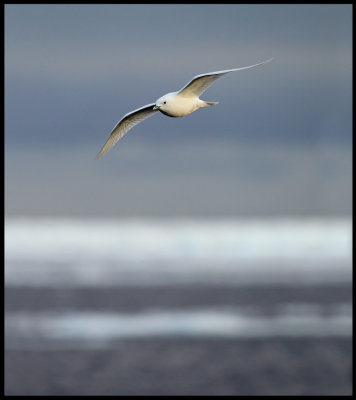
[96,58,272,159]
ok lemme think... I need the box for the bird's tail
[201,101,219,107]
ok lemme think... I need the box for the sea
[4,217,353,395]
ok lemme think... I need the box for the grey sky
[5,4,352,217]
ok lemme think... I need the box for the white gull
[96,58,272,159]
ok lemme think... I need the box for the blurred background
[5,4,352,396]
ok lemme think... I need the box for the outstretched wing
[177,58,273,98]
[95,103,158,159]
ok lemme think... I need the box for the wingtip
[95,140,113,160]
[95,149,105,160]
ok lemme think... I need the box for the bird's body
[154,92,214,118]
[96,58,272,159]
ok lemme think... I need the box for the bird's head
[153,93,176,112]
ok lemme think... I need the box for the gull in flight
[96,58,272,159]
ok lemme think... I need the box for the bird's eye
[163,101,166,104]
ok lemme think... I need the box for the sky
[4,4,352,218]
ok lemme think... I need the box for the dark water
[5,337,352,396]
[5,284,352,312]
[5,284,352,395]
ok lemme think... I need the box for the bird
[95,58,272,159]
